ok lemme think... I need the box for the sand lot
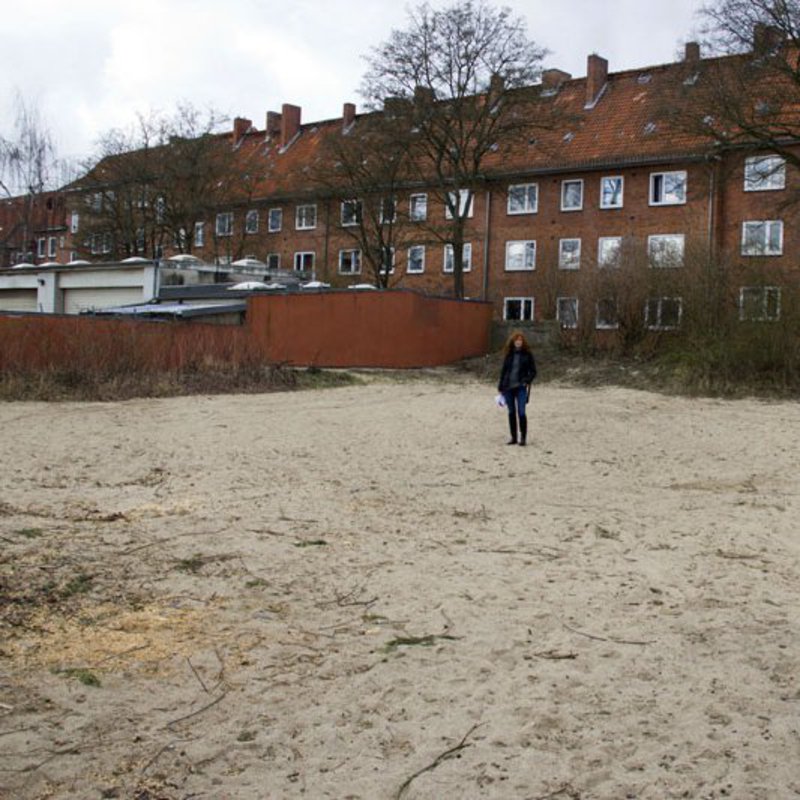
[1,376,799,800]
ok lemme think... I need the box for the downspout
[482,187,492,302]
[706,158,717,262]
[321,199,330,283]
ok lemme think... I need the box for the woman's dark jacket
[497,349,537,392]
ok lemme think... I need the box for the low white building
[0,259,160,314]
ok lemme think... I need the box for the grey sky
[1,0,705,163]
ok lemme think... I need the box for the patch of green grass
[245,578,269,589]
[175,554,206,573]
[293,539,327,548]
[15,527,44,539]
[62,574,93,597]
[53,667,101,687]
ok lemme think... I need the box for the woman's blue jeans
[503,385,528,420]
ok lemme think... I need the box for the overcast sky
[2,0,706,163]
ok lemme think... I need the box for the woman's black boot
[519,417,527,446]
[507,414,517,445]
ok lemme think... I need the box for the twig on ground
[165,692,228,730]
[395,723,483,799]
[534,785,582,800]
[186,657,209,694]
[140,741,176,775]
[559,619,654,646]
[534,650,578,660]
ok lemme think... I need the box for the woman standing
[497,331,537,446]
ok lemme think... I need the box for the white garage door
[63,287,145,314]
[0,290,38,312]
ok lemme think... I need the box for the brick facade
[4,38,797,332]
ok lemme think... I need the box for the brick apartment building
[3,33,796,331]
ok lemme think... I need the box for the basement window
[557,297,579,329]
[739,286,780,321]
[503,297,534,321]
[646,297,683,330]
[294,251,315,272]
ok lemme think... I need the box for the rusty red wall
[0,291,493,373]
[246,290,492,368]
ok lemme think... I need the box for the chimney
[233,116,252,143]
[266,111,282,139]
[753,23,783,54]
[342,102,356,130]
[384,96,410,117]
[414,85,434,105]
[585,53,608,108]
[684,41,701,62]
[542,68,572,93]
[280,103,301,148]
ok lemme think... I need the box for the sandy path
[1,379,799,799]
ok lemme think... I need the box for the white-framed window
[294,251,315,272]
[598,236,622,268]
[90,232,112,255]
[504,240,536,271]
[558,238,581,270]
[648,234,685,268]
[596,298,619,330]
[341,199,362,227]
[216,212,234,237]
[409,193,428,222]
[600,176,624,209]
[557,297,579,329]
[445,189,474,219]
[741,220,783,256]
[561,179,584,211]
[36,238,46,258]
[650,171,687,205]
[267,253,280,270]
[380,197,397,224]
[268,208,282,232]
[296,204,317,230]
[507,183,538,215]
[503,297,534,321]
[744,155,786,191]
[136,227,146,252]
[379,246,396,275]
[645,297,683,330]
[443,242,472,272]
[48,237,57,258]
[245,209,259,234]
[70,212,80,234]
[739,286,781,321]
[339,248,361,274]
[407,245,425,274]
[194,221,205,248]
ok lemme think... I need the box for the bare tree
[314,111,418,287]
[75,104,253,262]
[360,0,547,298]
[688,1,800,170]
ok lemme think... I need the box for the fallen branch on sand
[395,723,483,799]
[165,691,228,730]
[383,634,460,653]
[559,618,655,646]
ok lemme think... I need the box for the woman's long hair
[503,330,531,357]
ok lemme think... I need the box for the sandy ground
[1,376,799,800]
